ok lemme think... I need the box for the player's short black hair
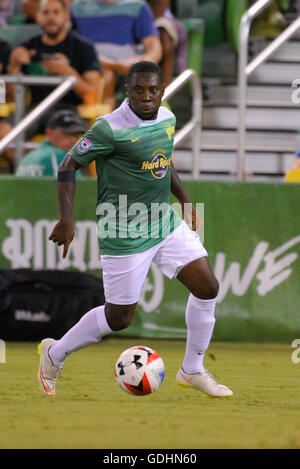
[126,61,164,85]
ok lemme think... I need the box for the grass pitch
[0,338,300,449]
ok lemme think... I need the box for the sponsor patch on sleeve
[77,137,94,154]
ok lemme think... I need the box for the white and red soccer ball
[115,345,165,396]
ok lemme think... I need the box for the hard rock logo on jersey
[141,150,171,179]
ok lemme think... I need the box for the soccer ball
[115,345,165,396]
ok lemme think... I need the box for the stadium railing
[237,0,300,180]
[0,75,77,165]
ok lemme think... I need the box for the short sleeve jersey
[69,99,181,255]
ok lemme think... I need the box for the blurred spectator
[146,0,188,86]
[0,37,10,73]
[71,0,162,109]
[251,0,285,37]
[16,108,87,176]
[0,0,14,26]
[8,0,101,138]
[0,37,14,173]
[0,119,14,173]
[22,0,41,22]
[285,166,300,182]
[285,131,300,182]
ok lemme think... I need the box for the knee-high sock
[181,294,216,374]
[49,305,112,366]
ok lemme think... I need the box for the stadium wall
[0,176,299,342]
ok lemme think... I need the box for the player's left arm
[171,164,202,232]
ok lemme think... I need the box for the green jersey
[70,98,182,255]
[16,141,67,177]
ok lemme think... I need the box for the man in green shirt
[16,109,87,177]
[38,62,233,399]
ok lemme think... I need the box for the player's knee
[193,276,219,300]
[105,305,135,331]
[114,313,133,331]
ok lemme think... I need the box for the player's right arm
[48,154,83,258]
[49,118,114,258]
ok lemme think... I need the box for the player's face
[126,72,165,120]
[37,0,69,38]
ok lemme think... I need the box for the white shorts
[100,220,208,305]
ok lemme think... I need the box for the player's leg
[153,221,233,397]
[48,302,138,366]
[105,302,137,331]
[38,303,117,395]
[176,256,219,374]
[38,249,155,395]
[176,255,233,397]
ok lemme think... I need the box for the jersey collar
[121,98,160,126]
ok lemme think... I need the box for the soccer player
[38,61,233,399]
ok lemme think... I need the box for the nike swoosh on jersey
[131,137,140,142]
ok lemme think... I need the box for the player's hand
[183,204,203,233]
[49,219,75,258]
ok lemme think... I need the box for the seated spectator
[22,0,40,23]
[147,0,188,86]
[71,0,162,109]
[0,37,14,173]
[16,108,87,176]
[251,0,285,38]
[0,0,14,26]
[8,0,101,138]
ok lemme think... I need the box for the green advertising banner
[0,176,299,342]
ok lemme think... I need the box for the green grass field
[1,338,300,449]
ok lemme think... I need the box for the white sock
[49,305,112,366]
[181,294,216,374]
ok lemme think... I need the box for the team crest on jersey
[77,137,93,154]
[165,126,175,141]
